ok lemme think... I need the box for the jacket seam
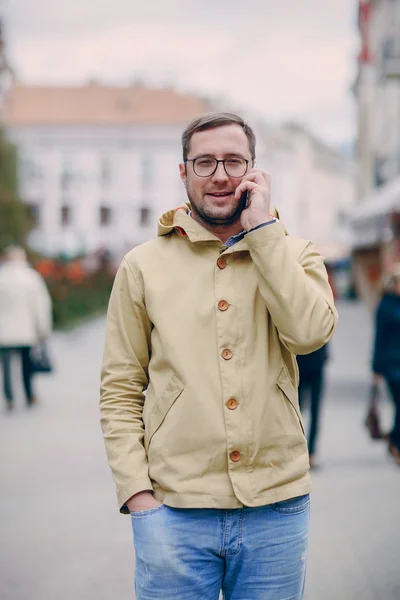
[123,258,145,301]
[158,492,252,497]
[296,241,313,262]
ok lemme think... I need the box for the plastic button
[218,300,229,311]
[217,257,227,269]
[226,398,238,410]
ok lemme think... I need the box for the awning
[350,176,400,248]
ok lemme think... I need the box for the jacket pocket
[276,367,305,436]
[271,494,310,514]
[144,373,185,452]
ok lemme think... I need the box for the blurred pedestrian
[372,263,400,465]
[100,112,338,600]
[297,344,329,469]
[0,246,52,410]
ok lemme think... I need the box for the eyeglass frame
[185,156,253,178]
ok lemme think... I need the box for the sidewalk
[0,300,399,600]
[304,300,399,599]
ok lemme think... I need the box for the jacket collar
[157,202,283,251]
[158,203,223,245]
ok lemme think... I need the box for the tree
[0,130,31,252]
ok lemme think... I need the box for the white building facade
[255,123,355,264]
[5,83,211,258]
[12,124,190,258]
[5,83,354,264]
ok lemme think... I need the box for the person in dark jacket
[372,264,400,465]
[297,344,329,468]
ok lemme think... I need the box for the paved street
[0,300,399,600]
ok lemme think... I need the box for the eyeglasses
[185,157,250,178]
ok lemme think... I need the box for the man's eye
[226,159,242,166]
[197,159,214,167]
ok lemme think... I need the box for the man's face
[179,124,253,226]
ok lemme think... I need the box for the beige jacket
[100,204,338,513]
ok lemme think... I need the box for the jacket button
[226,398,238,410]
[221,349,233,360]
[230,450,241,462]
[218,300,229,311]
[217,257,227,269]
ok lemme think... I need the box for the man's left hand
[234,169,272,232]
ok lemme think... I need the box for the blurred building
[4,80,354,269]
[350,0,400,308]
[3,82,212,258]
[256,122,355,268]
[354,0,400,197]
[0,2,13,116]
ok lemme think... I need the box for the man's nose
[211,162,229,182]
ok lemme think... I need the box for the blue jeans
[131,494,310,600]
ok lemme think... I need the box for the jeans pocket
[271,494,310,514]
[130,504,165,518]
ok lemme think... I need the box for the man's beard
[186,185,243,226]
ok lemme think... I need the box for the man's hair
[181,112,256,161]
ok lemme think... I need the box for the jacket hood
[157,202,284,240]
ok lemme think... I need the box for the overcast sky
[5,0,359,147]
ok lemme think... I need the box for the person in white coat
[0,246,52,410]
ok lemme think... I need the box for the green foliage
[0,131,32,252]
[46,270,115,330]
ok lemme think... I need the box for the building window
[61,205,71,227]
[100,206,112,226]
[60,170,73,191]
[27,203,40,227]
[139,205,152,227]
[21,159,43,184]
[141,153,153,189]
[60,156,74,192]
[100,156,112,186]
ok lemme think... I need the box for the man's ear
[179,162,187,183]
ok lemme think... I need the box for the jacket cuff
[245,221,286,249]
[118,476,154,514]
[248,219,278,233]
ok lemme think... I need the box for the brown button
[221,349,233,360]
[230,450,241,462]
[226,398,238,410]
[218,300,229,311]
[217,257,227,269]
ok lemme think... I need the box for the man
[0,246,52,410]
[100,112,338,600]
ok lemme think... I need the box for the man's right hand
[126,490,162,513]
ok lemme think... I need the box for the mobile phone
[239,190,250,211]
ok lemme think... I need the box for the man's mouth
[207,192,233,198]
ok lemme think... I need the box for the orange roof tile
[4,82,213,126]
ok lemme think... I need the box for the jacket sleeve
[246,222,338,354]
[372,298,386,375]
[100,258,153,512]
